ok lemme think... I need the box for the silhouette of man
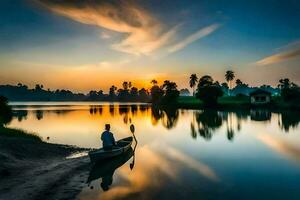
[101,124,116,150]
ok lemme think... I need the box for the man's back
[101,130,115,148]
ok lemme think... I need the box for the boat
[87,147,134,184]
[88,136,133,163]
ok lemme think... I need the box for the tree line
[0,70,299,106]
[0,82,151,102]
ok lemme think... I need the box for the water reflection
[12,110,28,122]
[250,109,271,122]
[278,111,300,132]
[35,110,43,120]
[9,105,300,144]
[151,107,179,129]
[7,103,300,200]
[87,148,134,191]
[89,106,103,115]
[192,110,222,140]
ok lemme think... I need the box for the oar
[130,124,138,143]
[130,124,137,170]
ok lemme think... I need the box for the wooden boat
[87,147,133,184]
[88,136,133,163]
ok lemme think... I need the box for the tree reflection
[191,111,197,139]
[13,110,28,122]
[235,110,250,131]
[139,105,148,113]
[35,110,43,120]
[151,107,163,126]
[118,105,130,115]
[195,110,223,140]
[109,104,115,116]
[151,107,179,129]
[98,106,103,115]
[131,105,138,115]
[119,105,130,124]
[279,111,300,132]
[161,108,179,129]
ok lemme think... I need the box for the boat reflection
[87,148,134,191]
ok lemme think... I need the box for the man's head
[105,124,111,131]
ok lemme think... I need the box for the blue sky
[0,0,299,92]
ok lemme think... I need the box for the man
[101,124,116,150]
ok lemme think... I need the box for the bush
[0,96,12,126]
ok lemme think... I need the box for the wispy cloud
[37,0,178,56]
[256,41,300,66]
[168,24,220,53]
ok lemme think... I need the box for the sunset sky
[1,0,300,93]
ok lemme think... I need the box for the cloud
[256,41,300,66]
[37,0,177,55]
[100,31,111,39]
[168,24,220,53]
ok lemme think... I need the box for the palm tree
[225,70,235,96]
[189,74,198,96]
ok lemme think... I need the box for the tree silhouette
[196,76,223,107]
[151,79,158,86]
[109,85,117,100]
[278,78,299,102]
[198,75,214,87]
[189,74,198,96]
[225,70,235,96]
[122,82,129,90]
[161,80,179,104]
[0,96,12,126]
[278,78,292,89]
[235,79,243,86]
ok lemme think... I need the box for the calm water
[7,102,300,200]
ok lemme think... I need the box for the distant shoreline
[7,98,300,111]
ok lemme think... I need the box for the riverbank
[174,96,300,110]
[0,128,90,200]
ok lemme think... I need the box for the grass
[177,96,250,109]
[176,96,300,110]
[177,96,202,105]
[0,126,42,141]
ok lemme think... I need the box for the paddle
[130,124,137,143]
[130,124,137,170]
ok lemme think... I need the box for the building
[249,89,271,105]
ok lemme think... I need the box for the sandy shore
[0,136,91,200]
